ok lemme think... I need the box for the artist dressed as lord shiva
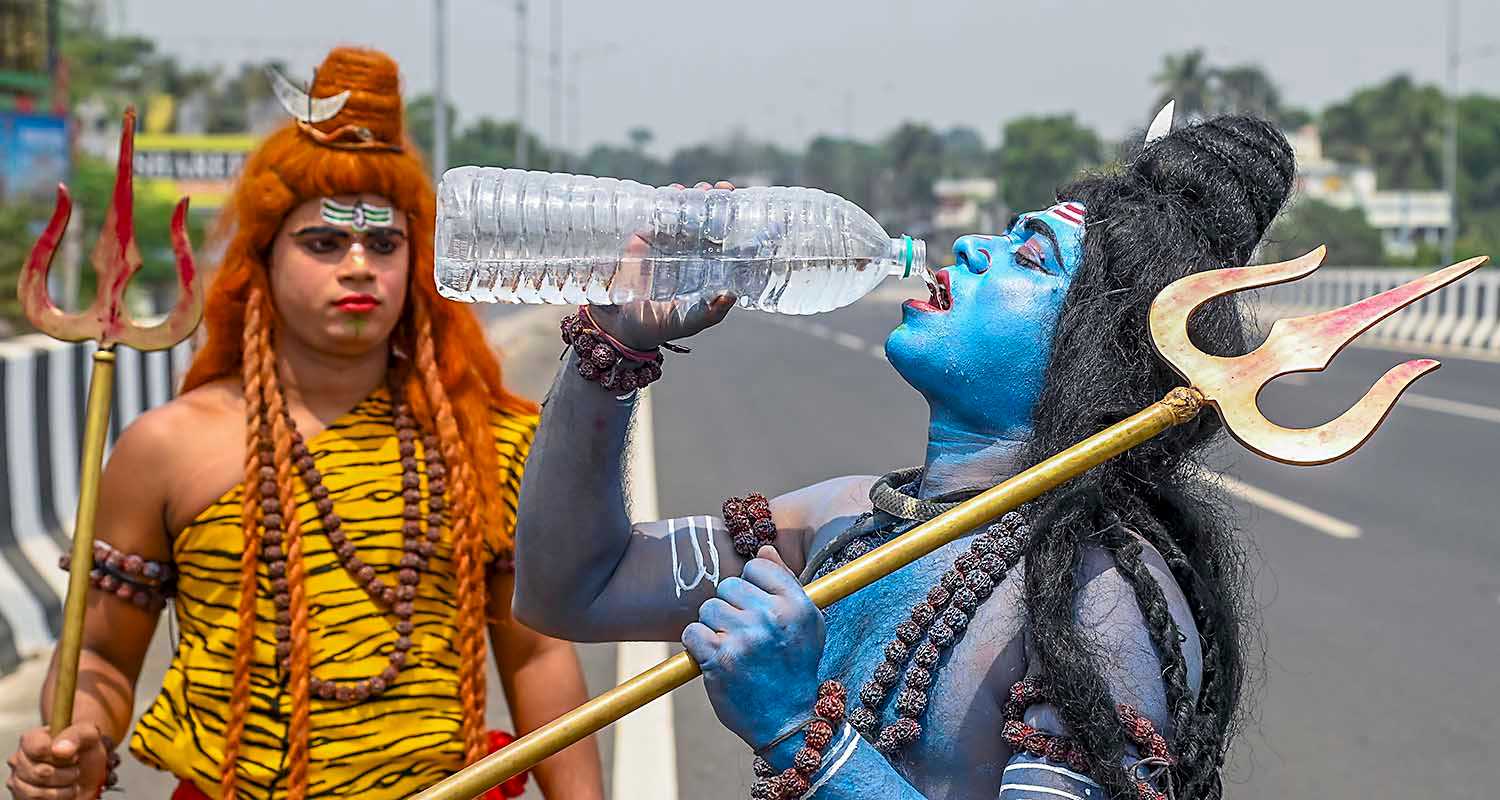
[514,114,1297,800]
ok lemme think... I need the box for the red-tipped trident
[17,107,204,736]
[412,248,1490,800]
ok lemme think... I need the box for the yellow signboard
[132,132,260,210]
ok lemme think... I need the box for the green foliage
[801,136,885,212]
[1455,208,1500,262]
[1260,199,1385,266]
[406,93,459,166]
[1458,94,1500,217]
[55,10,1500,281]
[577,143,669,186]
[879,123,945,209]
[71,154,209,288]
[0,201,47,334]
[666,132,799,186]
[1321,75,1446,190]
[994,114,1102,212]
[1154,49,1214,120]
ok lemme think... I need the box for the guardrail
[1252,266,1500,356]
[0,336,192,674]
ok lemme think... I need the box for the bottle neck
[884,236,929,279]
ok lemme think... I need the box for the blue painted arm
[512,354,862,642]
[761,724,927,799]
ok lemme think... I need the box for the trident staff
[412,245,1486,800]
[17,107,204,737]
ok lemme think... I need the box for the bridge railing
[1251,266,1500,356]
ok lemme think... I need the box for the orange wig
[178,47,533,799]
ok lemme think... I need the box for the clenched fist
[6,724,113,800]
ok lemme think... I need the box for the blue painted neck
[919,409,1028,500]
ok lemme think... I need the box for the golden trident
[18,107,204,735]
[412,245,1488,800]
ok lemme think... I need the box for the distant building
[931,177,1001,235]
[1288,124,1452,258]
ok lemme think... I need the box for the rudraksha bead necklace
[843,510,1030,753]
[756,468,1179,794]
[259,387,444,702]
[1002,677,1176,800]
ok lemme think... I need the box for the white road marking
[1274,372,1499,426]
[1220,475,1361,539]
[613,389,679,800]
[832,332,866,352]
[1400,393,1500,425]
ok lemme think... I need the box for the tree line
[5,10,1500,333]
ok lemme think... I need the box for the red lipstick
[334,293,380,312]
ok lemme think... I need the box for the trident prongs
[1150,246,1489,465]
[18,106,203,352]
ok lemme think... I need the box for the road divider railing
[0,334,193,676]
[1252,266,1500,356]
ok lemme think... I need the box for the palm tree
[1153,50,1214,121]
[627,126,654,154]
[1214,64,1282,119]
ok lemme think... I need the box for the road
[4,287,1497,799]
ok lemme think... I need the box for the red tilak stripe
[1051,207,1084,225]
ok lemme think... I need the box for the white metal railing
[1252,266,1500,354]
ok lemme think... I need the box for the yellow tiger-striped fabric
[131,388,537,800]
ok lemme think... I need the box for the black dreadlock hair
[1018,115,1295,799]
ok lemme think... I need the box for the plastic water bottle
[435,168,929,314]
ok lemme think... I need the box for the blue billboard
[0,111,70,202]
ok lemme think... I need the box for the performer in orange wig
[7,47,604,800]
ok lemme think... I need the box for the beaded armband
[722,492,776,558]
[561,307,687,393]
[60,541,176,610]
[1002,677,1176,800]
[749,680,847,800]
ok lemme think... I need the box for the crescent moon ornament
[1145,100,1175,145]
[266,66,351,124]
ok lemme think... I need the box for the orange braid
[412,296,489,763]
[259,319,314,800]
[219,288,267,799]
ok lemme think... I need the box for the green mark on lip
[351,316,366,338]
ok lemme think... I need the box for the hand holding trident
[412,246,1486,800]
[18,107,204,735]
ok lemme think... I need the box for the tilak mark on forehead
[1033,201,1086,231]
[321,198,394,232]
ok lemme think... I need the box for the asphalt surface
[4,288,1497,799]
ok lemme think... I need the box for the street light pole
[550,0,562,170]
[433,0,449,180]
[516,0,529,169]
[565,44,620,168]
[1443,0,1459,266]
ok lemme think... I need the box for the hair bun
[305,47,405,149]
[1130,115,1295,265]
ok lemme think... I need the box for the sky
[116,0,1500,155]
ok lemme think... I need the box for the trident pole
[433,0,449,179]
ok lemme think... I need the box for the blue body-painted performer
[513,114,1295,800]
